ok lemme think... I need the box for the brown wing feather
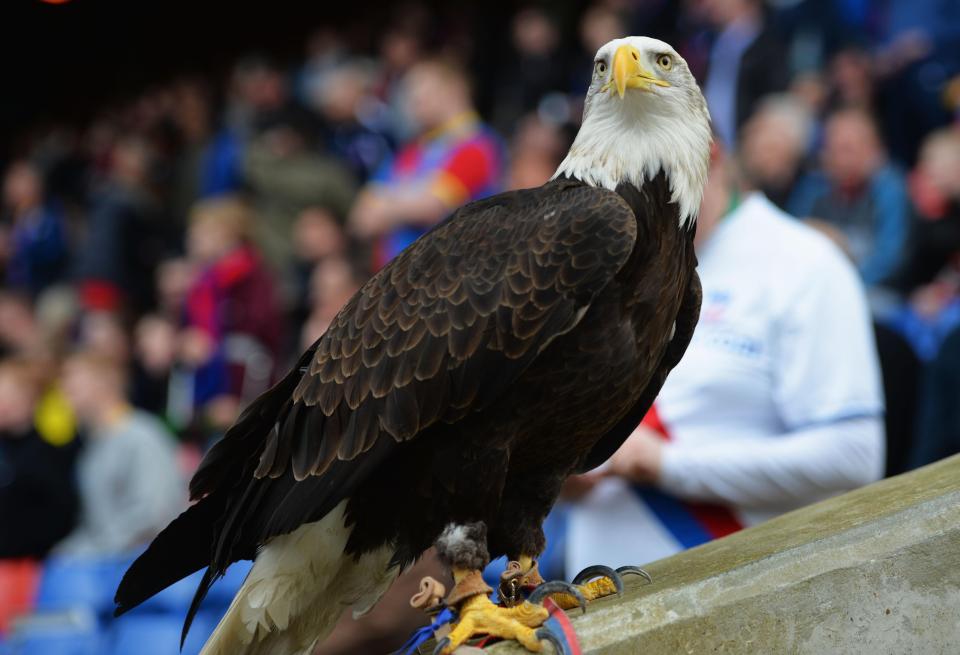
[252,180,638,483]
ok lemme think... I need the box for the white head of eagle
[553,36,712,228]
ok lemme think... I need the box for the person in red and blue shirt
[181,196,284,409]
[349,58,503,270]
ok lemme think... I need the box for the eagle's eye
[595,60,607,76]
[656,54,673,71]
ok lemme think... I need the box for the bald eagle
[115,36,711,655]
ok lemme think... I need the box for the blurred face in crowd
[508,153,557,191]
[3,161,43,213]
[512,9,558,57]
[507,117,565,190]
[789,72,827,116]
[311,256,360,313]
[172,82,211,143]
[580,7,625,55]
[822,110,884,190]
[831,49,873,108]
[0,364,39,434]
[79,311,130,365]
[740,101,810,190]
[235,63,287,113]
[911,129,960,215]
[403,63,470,134]
[188,218,238,264]
[315,68,368,123]
[135,315,177,375]
[701,0,758,27]
[62,356,122,423]
[111,137,152,187]
[294,207,346,263]
[156,258,195,317]
[381,30,421,73]
[917,131,960,200]
[301,257,361,348]
[0,294,40,354]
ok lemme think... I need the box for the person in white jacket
[565,142,885,574]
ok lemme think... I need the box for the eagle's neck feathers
[552,97,710,230]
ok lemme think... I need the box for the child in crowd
[55,351,184,557]
[181,196,284,417]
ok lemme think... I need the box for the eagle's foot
[548,565,652,610]
[499,559,545,607]
[436,591,573,654]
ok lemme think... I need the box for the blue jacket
[787,164,909,285]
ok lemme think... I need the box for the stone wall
[490,454,960,654]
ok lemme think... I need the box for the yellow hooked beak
[611,44,670,98]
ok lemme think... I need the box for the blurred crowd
[2,0,960,653]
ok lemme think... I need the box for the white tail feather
[200,500,398,655]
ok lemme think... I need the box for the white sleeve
[658,416,884,506]
[658,242,885,507]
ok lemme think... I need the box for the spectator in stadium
[300,255,365,350]
[828,46,876,113]
[293,206,349,268]
[701,0,789,148]
[309,60,394,185]
[155,256,195,321]
[371,13,428,131]
[789,107,910,286]
[895,128,960,293]
[0,358,78,559]
[167,79,242,225]
[75,135,167,315]
[224,56,291,146]
[349,58,503,269]
[76,310,130,368]
[291,205,352,322]
[56,351,184,557]
[505,114,568,191]
[490,8,568,136]
[1,160,69,297]
[130,314,178,419]
[0,292,44,359]
[564,141,884,571]
[243,107,357,281]
[738,94,815,211]
[883,128,960,360]
[181,196,284,414]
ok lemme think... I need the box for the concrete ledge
[491,454,960,654]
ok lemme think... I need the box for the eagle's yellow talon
[440,593,550,654]
[550,577,617,609]
[551,564,652,610]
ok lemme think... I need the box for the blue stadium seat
[134,569,205,615]
[35,556,132,616]
[7,612,102,655]
[203,560,253,608]
[13,630,102,655]
[107,611,217,655]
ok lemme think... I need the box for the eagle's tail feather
[114,491,227,617]
[199,500,399,655]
